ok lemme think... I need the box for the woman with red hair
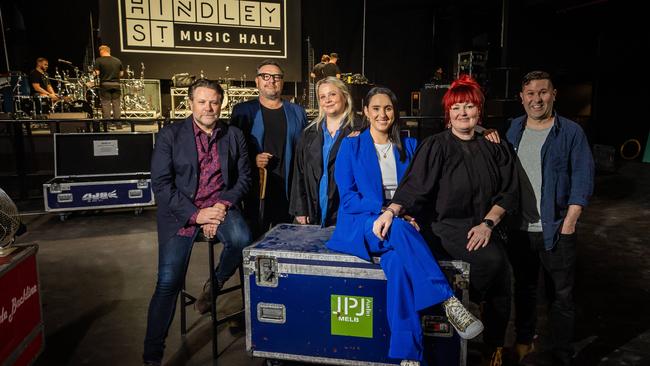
[373,75,519,365]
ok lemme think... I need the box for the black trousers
[247,172,291,236]
[508,230,577,365]
[426,229,511,349]
[99,84,121,119]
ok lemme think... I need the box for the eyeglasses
[257,73,284,81]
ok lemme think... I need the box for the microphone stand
[12,75,29,119]
[0,6,10,72]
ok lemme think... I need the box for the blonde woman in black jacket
[290,77,360,226]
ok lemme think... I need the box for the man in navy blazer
[143,79,252,366]
[230,60,307,232]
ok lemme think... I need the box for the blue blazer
[230,99,307,194]
[151,117,252,246]
[327,129,417,260]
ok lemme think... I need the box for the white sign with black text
[119,0,286,57]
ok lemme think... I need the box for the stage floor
[12,161,650,366]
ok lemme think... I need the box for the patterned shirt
[177,122,230,237]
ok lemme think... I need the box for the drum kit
[48,65,96,117]
[0,64,97,119]
[1,60,154,119]
[0,72,30,118]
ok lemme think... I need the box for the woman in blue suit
[327,87,483,366]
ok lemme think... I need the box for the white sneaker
[400,361,420,366]
[443,296,484,339]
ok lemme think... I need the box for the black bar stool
[179,232,245,366]
[179,167,267,364]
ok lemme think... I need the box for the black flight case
[43,132,156,220]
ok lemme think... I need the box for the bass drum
[14,95,34,115]
[33,95,52,115]
[52,99,93,118]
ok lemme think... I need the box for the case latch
[136,179,149,189]
[50,183,62,194]
[255,256,278,287]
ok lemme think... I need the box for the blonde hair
[308,77,354,131]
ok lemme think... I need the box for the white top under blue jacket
[327,129,416,260]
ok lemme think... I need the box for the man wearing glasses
[230,60,308,233]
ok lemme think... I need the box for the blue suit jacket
[327,129,417,260]
[151,117,251,246]
[230,99,307,194]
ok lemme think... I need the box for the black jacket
[290,120,357,226]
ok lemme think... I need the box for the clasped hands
[196,202,228,239]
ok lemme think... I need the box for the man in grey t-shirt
[506,71,594,365]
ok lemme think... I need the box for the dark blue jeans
[509,230,577,365]
[142,209,252,363]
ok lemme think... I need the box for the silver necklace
[375,142,392,159]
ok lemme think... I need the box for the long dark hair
[362,87,406,162]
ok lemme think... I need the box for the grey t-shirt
[517,126,552,232]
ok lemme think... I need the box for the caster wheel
[265,359,285,366]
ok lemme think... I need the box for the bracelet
[382,207,397,217]
[403,214,416,223]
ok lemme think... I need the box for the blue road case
[43,133,155,217]
[244,224,470,366]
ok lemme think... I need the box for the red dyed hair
[442,74,485,125]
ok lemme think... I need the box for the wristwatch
[482,219,495,230]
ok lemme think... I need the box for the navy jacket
[506,114,594,249]
[327,129,417,260]
[229,98,307,195]
[151,117,251,246]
